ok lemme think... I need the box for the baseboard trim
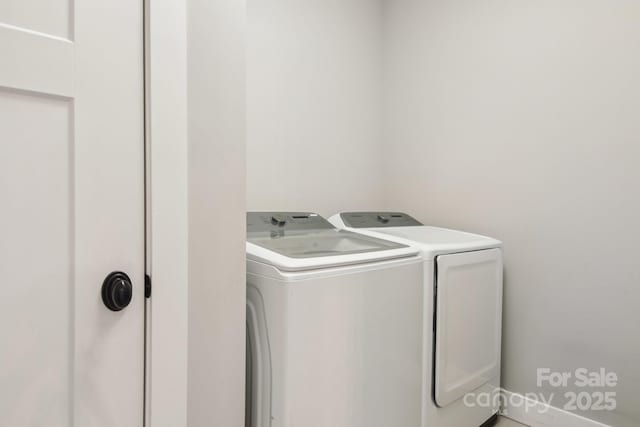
[500,390,610,427]
[480,412,499,427]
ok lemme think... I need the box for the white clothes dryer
[329,212,503,427]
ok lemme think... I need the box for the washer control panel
[340,212,423,228]
[247,212,334,233]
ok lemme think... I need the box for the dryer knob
[377,214,390,224]
[271,215,286,226]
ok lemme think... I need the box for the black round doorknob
[102,271,133,311]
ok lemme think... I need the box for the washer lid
[246,212,418,271]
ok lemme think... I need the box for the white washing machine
[329,212,503,427]
[245,212,425,427]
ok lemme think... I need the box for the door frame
[144,0,189,425]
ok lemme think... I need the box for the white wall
[247,0,384,217]
[382,1,640,426]
[187,0,246,426]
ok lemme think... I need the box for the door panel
[434,249,503,407]
[0,0,144,425]
[0,25,74,97]
[0,89,73,427]
[0,0,71,39]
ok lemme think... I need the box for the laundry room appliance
[329,212,503,427]
[245,212,424,427]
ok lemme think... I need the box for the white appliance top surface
[349,226,501,258]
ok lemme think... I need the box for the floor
[496,416,528,426]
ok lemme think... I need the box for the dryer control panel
[247,212,333,233]
[340,212,423,228]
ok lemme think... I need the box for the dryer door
[434,249,503,407]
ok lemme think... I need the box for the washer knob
[377,214,390,224]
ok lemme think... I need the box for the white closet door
[434,249,503,407]
[0,0,145,425]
